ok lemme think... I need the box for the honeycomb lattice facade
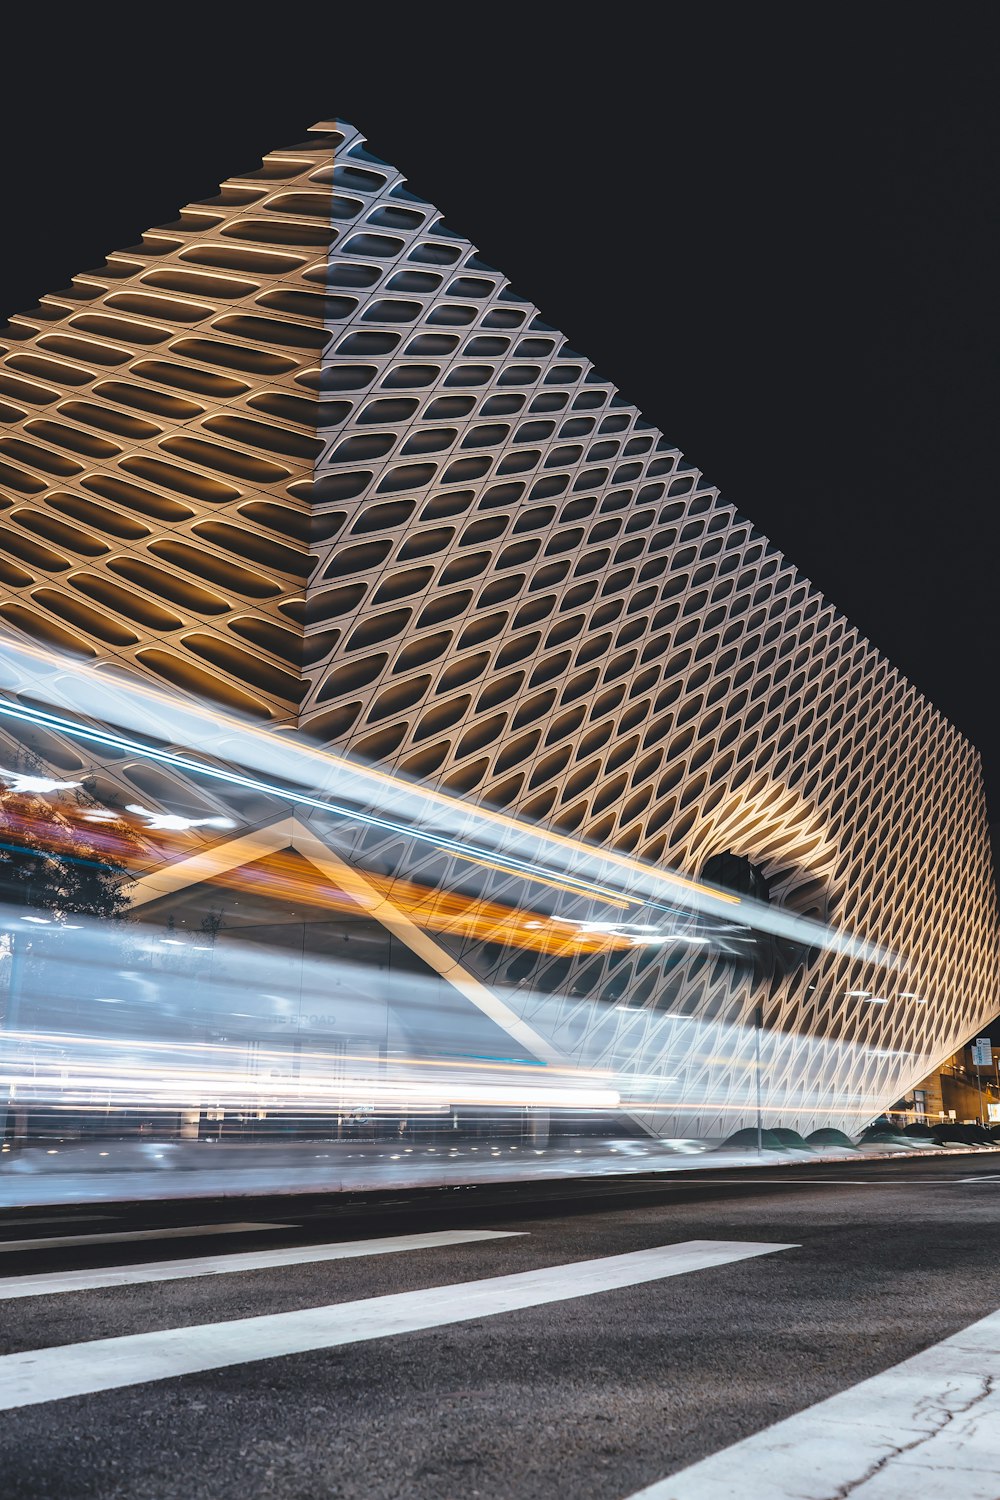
[0,118,996,1136]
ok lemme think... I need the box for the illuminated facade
[0,119,996,1138]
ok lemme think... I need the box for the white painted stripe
[625,1306,1000,1499]
[0,1228,521,1301]
[698,1177,985,1187]
[0,1221,288,1254]
[0,1239,791,1410]
[0,1215,110,1228]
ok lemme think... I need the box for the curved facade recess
[0,118,996,1137]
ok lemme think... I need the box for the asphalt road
[1,1154,999,1499]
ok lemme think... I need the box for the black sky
[2,16,997,807]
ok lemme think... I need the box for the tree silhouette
[0,774,138,921]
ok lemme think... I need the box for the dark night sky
[2,17,997,811]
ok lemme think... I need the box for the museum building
[0,119,995,1138]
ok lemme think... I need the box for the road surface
[1,1154,998,1499]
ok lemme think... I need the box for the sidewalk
[3,1134,998,1209]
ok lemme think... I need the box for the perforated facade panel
[0,118,995,1136]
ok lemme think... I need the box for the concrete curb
[2,1140,999,1210]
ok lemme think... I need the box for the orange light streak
[192,847,638,957]
[2,634,743,910]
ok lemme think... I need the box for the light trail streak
[192,844,637,956]
[0,635,730,904]
[446,851,636,912]
[1,1033,621,1114]
[0,808,638,959]
[2,1031,616,1082]
[0,696,696,919]
[0,994,926,1123]
[625,1101,887,1117]
[0,641,920,1163]
[0,632,890,962]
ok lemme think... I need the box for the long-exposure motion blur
[0,632,974,1205]
[0,116,995,1211]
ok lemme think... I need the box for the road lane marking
[694,1176,1000,1187]
[0,1239,792,1409]
[625,1306,1000,1499]
[0,1227,522,1301]
[694,1178,883,1186]
[0,1222,289,1254]
[0,1215,110,1228]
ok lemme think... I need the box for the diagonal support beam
[128,818,298,907]
[288,821,566,1066]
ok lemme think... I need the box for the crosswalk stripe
[624,1306,1000,1499]
[0,1215,110,1228]
[696,1177,995,1188]
[0,1222,289,1254]
[0,1227,522,1301]
[0,1238,792,1410]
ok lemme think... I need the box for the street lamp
[754,1002,764,1154]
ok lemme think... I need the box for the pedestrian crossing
[0,1238,791,1410]
[1,1209,998,1499]
[0,1221,287,1255]
[0,1215,109,1228]
[626,1307,1000,1499]
[0,1226,521,1301]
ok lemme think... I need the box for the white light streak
[0,767,81,795]
[0,632,892,965]
[124,804,236,833]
